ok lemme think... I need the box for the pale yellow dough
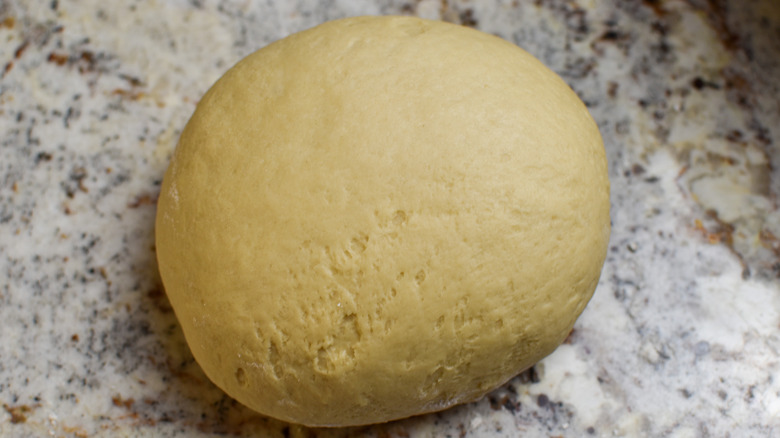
[156,16,610,427]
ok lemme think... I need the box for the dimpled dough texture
[155,16,610,427]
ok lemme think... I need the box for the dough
[156,16,610,427]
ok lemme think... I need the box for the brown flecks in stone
[643,0,668,17]
[607,81,619,98]
[694,212,751,278]
[517,365,541,384]
[118,73,144,87]
[111,395,135,409]
[631,163,646,175]
[459,9,478,27]
[112,88,145,100]
[128,194,157,208]
[14,41,29,60]
[48,52,68,66]
[3,404,37,424]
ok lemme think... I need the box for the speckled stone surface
[1,0,779,436]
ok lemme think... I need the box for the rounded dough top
[156,16,610,427]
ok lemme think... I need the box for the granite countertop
[2,0,779,436]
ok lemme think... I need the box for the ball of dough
[156,16,610,427]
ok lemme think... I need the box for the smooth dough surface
[156,16,610,427]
